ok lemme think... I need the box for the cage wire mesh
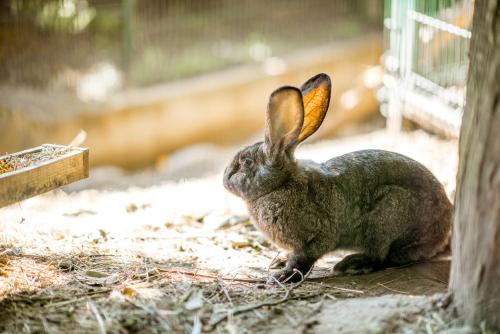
[382,0,473,138]
[0,0,382,102]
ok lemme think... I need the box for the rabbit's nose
[223,166,236,188]
[224,163,238,179]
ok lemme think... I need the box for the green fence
[1,0,383,97]
[382,0,473,137]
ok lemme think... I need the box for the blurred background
[0,3,480,331]
[0,0,472,176]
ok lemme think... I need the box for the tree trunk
[449,0,500,330]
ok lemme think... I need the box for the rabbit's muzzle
[223,163,238,195]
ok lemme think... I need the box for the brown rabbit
[223,73,452,282]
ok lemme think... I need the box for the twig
[329,286,364,294]
[191,315,202,334]
[68,130,87,148]
[0,248,12,256]
[159,265,375,286]
[44,289,111,308]
[126,299,171,331]
[267,274,292,300]
[217,280,234,306]
[405,276,448,285]
[87,301,107,334]
[158,267,365,297]
[283,268,304,284]
[39,316,52,334]
[157,267,265,283]
[48,297,93,308]
[205,266,314,330]
[377,282,409,295]
[295,298,325,328]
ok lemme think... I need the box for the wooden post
[449,0,500,330]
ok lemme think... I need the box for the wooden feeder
[0,144,89,208]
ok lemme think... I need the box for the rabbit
[223,73,452,282]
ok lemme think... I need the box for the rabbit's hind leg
[384,236,446,266]
[383,190,452,266]
[333,253,383,275]
[338,185,416,274]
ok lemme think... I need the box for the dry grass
[0,146,71,175]
[0,130,467,333]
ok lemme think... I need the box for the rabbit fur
[223,73,452,282]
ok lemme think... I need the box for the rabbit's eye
[240,157,253,168]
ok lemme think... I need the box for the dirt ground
[0,129,478,333]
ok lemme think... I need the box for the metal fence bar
[407,10,471,38]
[382,0,473,138]
[408,72,465,107]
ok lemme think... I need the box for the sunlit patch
[363,66,383,88]
[299,74,331,142]
[0,254,69,299]
[77,62,123,102]
[249,42,272,61]
[0,130,457,332]
[340,89,360,110]
[263,57,287,76]
[16,0,98,33]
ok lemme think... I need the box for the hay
[0,207,454,333]
[0,146,70,175]
[0,130,463,333]
[0,251,359,332]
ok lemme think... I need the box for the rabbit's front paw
[267,254,315,283]
[334,253,382,275]
[269,255,288,269]
[268,268,303,283]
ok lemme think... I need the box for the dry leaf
[226,323,239,334]
[121,286,136,298]
[126,203,138,213]
[85,270,109,278]
[185,289,204,310]
[229,236,251,249]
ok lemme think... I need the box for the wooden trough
[0,144,89,208]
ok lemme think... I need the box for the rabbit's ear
[298,73,331,142]
[265,86,304,159]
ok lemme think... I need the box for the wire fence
[1,0,383,100]
[382,0,473,137]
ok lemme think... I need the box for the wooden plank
[0,144,89,208]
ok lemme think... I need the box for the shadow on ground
[0,247,450,333]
